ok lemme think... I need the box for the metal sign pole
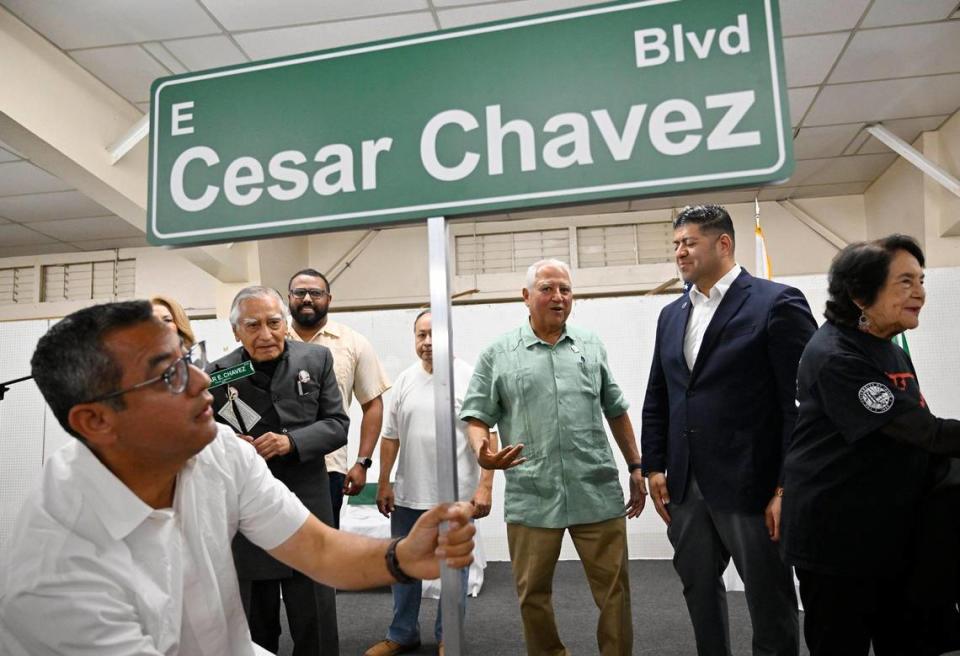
[427,215,464,655]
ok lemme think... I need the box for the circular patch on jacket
[858,382,894,414]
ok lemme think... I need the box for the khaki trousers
[507,516,632,656]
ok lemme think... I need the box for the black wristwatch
[627,462,643,473]
[356,456,373,469]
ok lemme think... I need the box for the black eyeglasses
[289,288,329,299]
[85,341,208,404]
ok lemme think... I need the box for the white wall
[5,268,960,562]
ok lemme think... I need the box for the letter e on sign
[172,102,195,136]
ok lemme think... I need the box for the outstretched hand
[396,502,476,581]
[477,437,526,470]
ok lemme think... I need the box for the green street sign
[148,0,792,246]
[208,361,255,389]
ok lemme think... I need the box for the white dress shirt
[683,263,742,370]
[0,424,308,656]
[288,319,391,474]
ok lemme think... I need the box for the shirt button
[281,428,288,434]
[272,395,280,402]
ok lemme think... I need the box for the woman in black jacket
[780,234,960,656]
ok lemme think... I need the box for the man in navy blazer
[641,205,816,656]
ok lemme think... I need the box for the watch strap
[386,537,417,584]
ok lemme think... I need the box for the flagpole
[754,196,773,280]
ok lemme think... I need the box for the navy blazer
[641,269,816,513]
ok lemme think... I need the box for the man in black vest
[209,286,349,655]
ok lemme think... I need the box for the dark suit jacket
[208,341,349,579]
[641,268,816,513]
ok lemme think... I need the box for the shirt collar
[689,263,742,306]
[288,319,340,342]
[73,442,157,541]
[520,318,572,348]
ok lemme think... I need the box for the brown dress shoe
[364,638,421,656]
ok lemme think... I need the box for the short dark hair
[30,300,154,440]
[288,268,330,293]
[414,309,431,330]
[824,234,925,328]
[673,204,736,245]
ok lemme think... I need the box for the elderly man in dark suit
[209,286,349,655]
[641,205,817,656]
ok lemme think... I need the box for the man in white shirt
[641,204,816,656]
[0,300,475,656]
[366,311,495,656]
[287,268,391,528]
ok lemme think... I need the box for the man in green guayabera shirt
[459,258,647,656]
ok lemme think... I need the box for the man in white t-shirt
[0,301,476,656]
[366,310,495,656]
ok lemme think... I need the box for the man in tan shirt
[287,268,392,528]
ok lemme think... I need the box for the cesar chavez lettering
[170,90,758,212]
[419,92,759,183]
[149,0,792,245]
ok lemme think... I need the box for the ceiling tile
[28,216,143,242]
[793,124,864,159]
[0,162,71,196]
[0,148,20,163]
[788,87,818,126]
[0,216,9,224]
[830,22,960,83]
[235,13,437,60]
[0,243,81,258]
[433,0,498,6]
[0,0,219,49]
[142,42,188,75]
[861,0,957,28]
[758,186,797,201]
[854,115,950,154]
[783,33,849,87]
[136,102,151,115]
[778,0,870,37]
[0,224,59,246]
[508,201,629,219]
[72,236,150,251]
[671,189,762,208]
[0,140,25,158]
[799,153,897,185]
[786,158,833,185]
[163,36,248,71]
[0,191,112,223]
[70,45,172,104]
[438,0,604,29]
[803,74,960,126]
[627,197,675,211]
[789,181,871,197]
[204,0,429,32]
